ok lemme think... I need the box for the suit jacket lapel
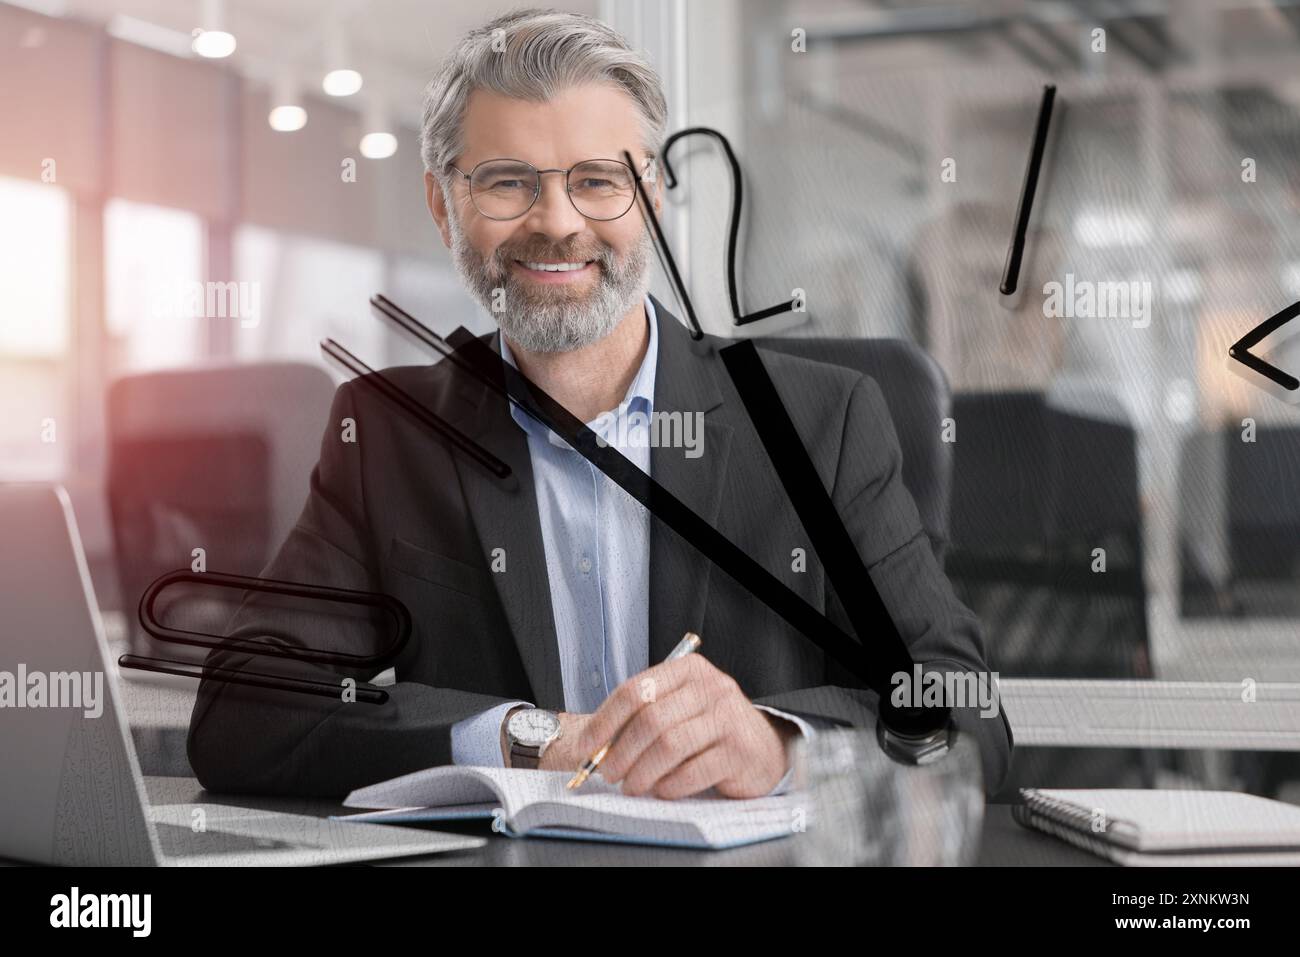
[448,335,566,710]
[444,299,732,704]
[646,296,732,663]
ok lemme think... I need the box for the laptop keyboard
[153,822,318,856]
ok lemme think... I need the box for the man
[188,8,1011,800]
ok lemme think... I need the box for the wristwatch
[505,708,562,770]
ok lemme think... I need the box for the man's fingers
[599,686,712,785]
[650,744,731,801]
[578,655,713,754]
[619,709,724,796]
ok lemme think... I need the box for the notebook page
[516,781,802,846]
[343,767,621,820]
[344,767,510,815]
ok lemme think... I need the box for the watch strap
[509,741,542,770]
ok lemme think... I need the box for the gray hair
[419,8,667,181]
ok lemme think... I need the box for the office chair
[1227,424,1300,616]
[945,391,1154,797]
[1179,424,1300,618]
[1177,429,1230,617]
[106,362,336,659]
[755,337,953,562]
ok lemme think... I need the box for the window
[104,198,205,372]
[233,225,385,368]
[0,176,71,479]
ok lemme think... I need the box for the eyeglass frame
[446,155,654,222]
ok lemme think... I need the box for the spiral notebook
[335,766,801,850]
[1016,788,1300,866]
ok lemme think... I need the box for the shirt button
[578,555,592,574]
[590,671,601,688]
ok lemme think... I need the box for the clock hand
[369,293,930,732]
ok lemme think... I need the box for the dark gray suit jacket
[188,298,1012,796]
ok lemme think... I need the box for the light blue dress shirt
[450,298,811,793]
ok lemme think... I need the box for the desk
[141,776,1107,867]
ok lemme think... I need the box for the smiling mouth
[514,259,597,272]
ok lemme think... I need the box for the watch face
[508,709,560,747]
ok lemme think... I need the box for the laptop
[0,483,485,866]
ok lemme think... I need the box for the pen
[566,631,702,790]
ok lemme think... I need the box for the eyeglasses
[448,157,647,222]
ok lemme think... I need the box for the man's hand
[538,711,595,771]
[500,707,594,769]
[567,656,798,800]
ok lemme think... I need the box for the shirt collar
[500,296,659,446]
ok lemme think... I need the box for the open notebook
[336,766,802,850]
[1016,788,1300,866]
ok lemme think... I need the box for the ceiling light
[360,97,397,158]
[323,68,363,97]
[268,73,307,132]
[192,29,235,58]
[269,105,307,132]
[192,0,235,59]
[322,20,362,96]
[360,132,397,159]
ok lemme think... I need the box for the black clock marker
[1000,84,1056,296]
[660,127,798,327]
[1229,299,1300,393]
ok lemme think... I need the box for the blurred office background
[3,0,1299,795]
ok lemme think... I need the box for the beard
[446,203,653,353]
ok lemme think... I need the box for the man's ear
[640,155,664,219]
[425,171,452,249]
